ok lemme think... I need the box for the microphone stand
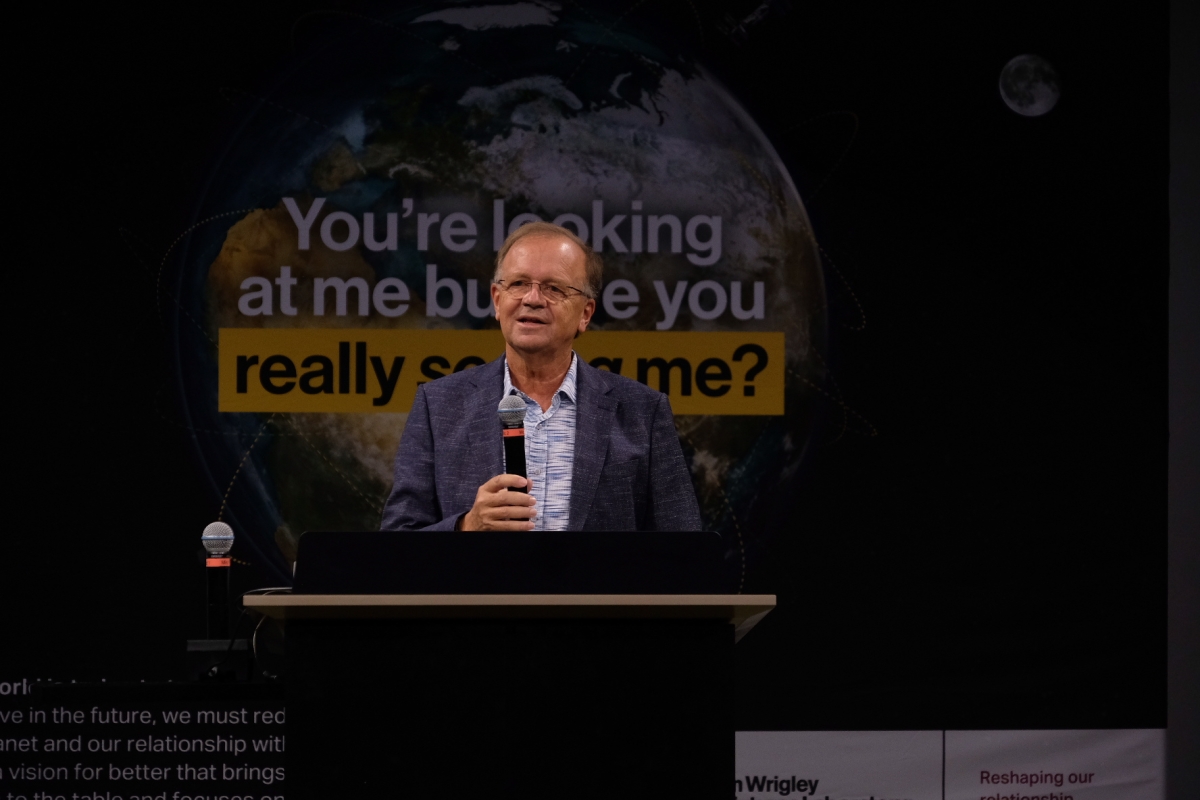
[186,523,251,681]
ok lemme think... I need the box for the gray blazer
[380,356,702,531]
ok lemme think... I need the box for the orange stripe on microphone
[502,428,525,437]
[206,557,232,567]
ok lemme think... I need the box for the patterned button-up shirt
[502,354,578,532]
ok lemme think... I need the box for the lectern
[243,532,774,800]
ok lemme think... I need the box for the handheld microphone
[498,395,528,493]
[201,522,234,639]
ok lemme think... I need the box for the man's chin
[507,333,567,357]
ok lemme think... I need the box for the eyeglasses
[494,279,590,304]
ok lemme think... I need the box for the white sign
[736,730,1165,800]
[736,731,943,799]
[945,729,1164,800]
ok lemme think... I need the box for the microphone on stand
[201,522,235,639]
[498,395,528,493]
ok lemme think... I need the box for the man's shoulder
[417,357,503,402]
[576,355,665,408]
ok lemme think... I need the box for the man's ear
[491,282,503,319]
[576,298,596,335]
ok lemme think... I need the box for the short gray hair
[493,220,603,298]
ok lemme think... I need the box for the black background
[5,0,1175,735]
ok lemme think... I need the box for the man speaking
[380,221,702,532]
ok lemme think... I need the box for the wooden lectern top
[243,593,775,642]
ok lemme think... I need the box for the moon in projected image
[1000,54,1060,116]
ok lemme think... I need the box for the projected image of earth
[171,2,827,582]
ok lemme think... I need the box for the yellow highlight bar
[218,329,784,415]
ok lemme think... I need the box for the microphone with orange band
[201,522,234,638]
[498,395,528,493]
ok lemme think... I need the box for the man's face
[492,235,596,359]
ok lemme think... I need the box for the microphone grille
[497,394,526,427]
[202,522,235,556]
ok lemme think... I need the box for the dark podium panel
[247,532,774,800]
[292,530,738,594]
[289,616,731,798]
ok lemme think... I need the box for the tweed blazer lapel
[460,359,505,500]
[568,360,617,531]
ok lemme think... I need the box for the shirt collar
[503,352,578,404]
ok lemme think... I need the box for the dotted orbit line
[150,383,321,437]
[792,369,878,438]
[785,331,855,443]
[119,227,218,349]
[119,225,159,267]
[218,414,276,523]
[718,483,747,594]
[818,244,867,332]
[152,384,232,435]
[741,152,791,219]
[787,111,866,346]
[148,210,261,351]
[155,209,258,326]
[275,416,386,515]
[789,366,878,437]
[802,337,842,398]
[677,430,746,593]
[164,290,217,349]
[771,327,846,441]
[793,110,860,201]
[217,414,388,532]
[137,228,389,526]
[805,346,852,443]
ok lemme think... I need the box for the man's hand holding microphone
[458,394,536,531]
